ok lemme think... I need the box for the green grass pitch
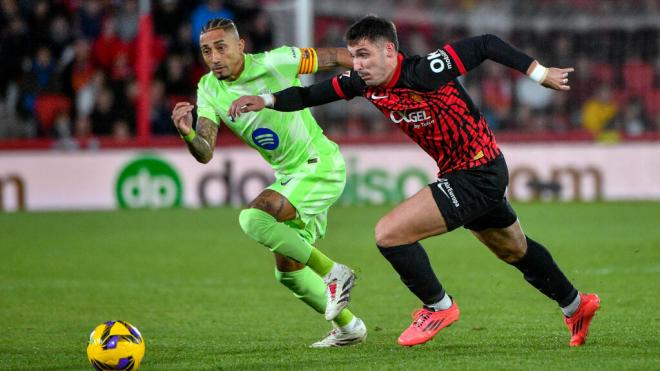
[1,202,659,370]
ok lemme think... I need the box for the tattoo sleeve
[314,48,353,70]
[186,117,218,163]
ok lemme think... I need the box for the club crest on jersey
[409,92,424,103]
[252,128,279,150]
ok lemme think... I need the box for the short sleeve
[264,45,317,79]
[196,78,219,126]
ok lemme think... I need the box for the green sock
[306,248,335,277]
[275,267,326,313]
[275,267,355,327]
[333,309,355,327]
[239,208,315,264]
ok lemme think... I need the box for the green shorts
[268,148,346,244]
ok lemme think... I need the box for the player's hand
[541,67,574,91]
[171,102,195,135]
[228,96,266,121]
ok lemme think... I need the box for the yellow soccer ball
[86,320,145,370]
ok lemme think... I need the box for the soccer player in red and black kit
[230,15,600,347]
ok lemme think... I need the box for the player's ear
[385,42,396,57]
[238,38,245,53]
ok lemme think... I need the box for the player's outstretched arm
[171,102,218,163]
[229,78,342,118]
[314,48,353,71]
[228,95,268,118]
[526,60,574,91]
[421,34,572,92]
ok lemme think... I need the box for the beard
[214,71,229,80]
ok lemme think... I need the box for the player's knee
[239,208,273,243]
[375,218,399,247]
[275,254,305,272]
[493,241,527,263]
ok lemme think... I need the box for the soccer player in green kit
[170,18,365,347]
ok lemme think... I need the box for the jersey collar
[383,53,404,88]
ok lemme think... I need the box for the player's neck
[226,54,246,81]
[380,55,399,87]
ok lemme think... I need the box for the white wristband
[259,93,275,108]
[529,63,548,84]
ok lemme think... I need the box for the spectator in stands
[516,47,554,112]
[150,79,176,135]
[548,90,571,132]
[516,74,554,111]
[248,10,273,52]
[480,63,513,130]
[48,15,72,59]
[1,0,659,142]
[615,97,648,136]
[117,80,138,125]
[0,16,29,100]
[190,0,234,45]
[92,18,130,73]
[75,71,105,122]
[76,0,105,39]
[74,116,92,141]
[116,0,139,42]
[112,118,132,142]
[109,50,133,83]
[159,54,193,97]
[154,0,186,44]
[52,110,73,141]
[568,55,597,125]
[466,81,500,131]
[90,87,117,136]
[581,84,618,135]
[27,0,53,48]
[554,34,573,68]
[31,46,58,92]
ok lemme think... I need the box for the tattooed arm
[186,117,217,163]
[171,102,218,164]
[310,48,353,71]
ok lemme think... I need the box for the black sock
[511,236,578,307]
[378,242,446,305]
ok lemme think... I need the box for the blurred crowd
[0,0,658,146]
[0,0,273,144]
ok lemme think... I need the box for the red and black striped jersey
[273,34,535,176]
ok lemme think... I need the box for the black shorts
[429,155,517,231]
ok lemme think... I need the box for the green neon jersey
[196,46,337,173]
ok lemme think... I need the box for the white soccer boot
[323,263,356,320]
[310,318,367,348]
